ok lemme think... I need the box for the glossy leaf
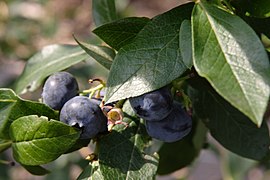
[188,86,270,160]
[93,17,150,50]
[105,3,194,103]
[75,38,115,70]
[14,44,88,94]
[10,115,80,165]
[192,2,270,126]
[0,88,58,139]
[92,0,118,27]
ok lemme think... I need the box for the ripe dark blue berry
[60,96,108,139]
[129,87,173,121]
[42,72,79,110]
[145,101,192,143]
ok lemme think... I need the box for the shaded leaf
[79,101,158,179]
[105,3,194,103]
[10,115,80,165]
[92,0,118,27]
[192,2,270,126]
[75,38,115,70]
[93,17,150,50]
[230,0,270,18]
[0,88,58,139]
[188,86,270,160]
[14,44,88,94]
[98,101,158,179]
[64,138,90,154]
[78,161,104,180]
[222,150,256,180]
[23,165,50,176]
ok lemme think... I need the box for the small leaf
[22,165,50,176]
[74,38,115,70]
[0,88,58,139]
[188,86,270,160]
[92,0,118,27]
[10,115,80,165]
[192,3,270,126]
[93,17,151,50]
[105,3,194,103]
[14,44,88,94]
[180,20,193,68]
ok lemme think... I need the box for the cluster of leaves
[1,0,270,179]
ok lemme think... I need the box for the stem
[175,73,194,82]
[0,160,15,166]
[115,99,126,108]
[80,79,106,99]
[94,139,100,155]
[221,0,235,14]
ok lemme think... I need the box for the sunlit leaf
[192,2,270,126]
[10,115,80,165]
[105,3,194,103]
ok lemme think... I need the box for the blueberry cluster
[129,87,192,143]
[42,72,107,139]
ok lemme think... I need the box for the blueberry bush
[1,0,270,179]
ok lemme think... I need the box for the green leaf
[80,101,159,179]
[157,118,207,175]
[105,3,194,103]
[92,0,118,27]
[0,140,12,153]
[0,88,58,139]
[14,44,88,94]
[180,20,193,69]
[10,115,80,165]
[192,2,270,126]
[22,165,50,175]
[78,161,104,180]
[98,101,158,179]
[188,86,270,160]
[230,0,270,18]
[93,17,151,50]
[74,38,115,70]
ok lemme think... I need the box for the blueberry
[145,101,192,143]
[42,72,79,110]
[129,86,173,121]
[60,96,108,139]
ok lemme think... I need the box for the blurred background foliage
[1,0,270,179]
